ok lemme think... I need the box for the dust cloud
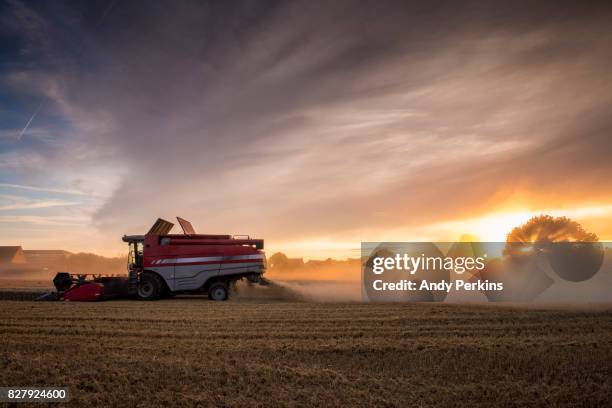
[231,279,361,302]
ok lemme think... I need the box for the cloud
[0,194,81,210]
[2,1,612,254]
[0,126,50,141]
[0,214,88,226]
[0,183,93,196]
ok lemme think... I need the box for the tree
[67,253,127,275]
[504,214,603,282]
[506,215,598,244]
[504,214,598,256]
[269,252,289,269]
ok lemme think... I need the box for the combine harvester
[44,217,266,301]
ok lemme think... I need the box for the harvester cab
[124,235,144,295]
[122,217,173,295]
[45,217,266,301]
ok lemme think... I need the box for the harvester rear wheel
[137,273,162,300]
[208,282,229,301]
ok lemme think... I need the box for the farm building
[0,246,27,264]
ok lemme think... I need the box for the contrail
[17,103,42,141]
[16,1,117,142]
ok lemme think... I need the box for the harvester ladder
[128,269,138,295]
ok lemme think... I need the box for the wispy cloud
[0,215,89,226]
[0,183,97,197]
[0,127,50,141]
[0,194,81,210]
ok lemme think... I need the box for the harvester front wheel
[137,273,162,300]
[208,282,229,301]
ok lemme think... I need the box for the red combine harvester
[47,217,266,301]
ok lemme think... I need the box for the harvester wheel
[208,282,229,301]
[137,273,162,300]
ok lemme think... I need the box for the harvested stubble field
[1,300,612,407]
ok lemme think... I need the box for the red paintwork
[64,282,104,301]
[164,234,232,239]
[142,233,264,268]
[167,238,264,247]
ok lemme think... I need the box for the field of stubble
[1,300,612,407]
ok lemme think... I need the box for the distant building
[23,250,70,271]
[0,246,27,264]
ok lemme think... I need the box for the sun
[432,205,612,242]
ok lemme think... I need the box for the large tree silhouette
[504,215,603,282]
[506,215,597,244]
[480,215,604,300]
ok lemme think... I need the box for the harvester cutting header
[48,217,266,301]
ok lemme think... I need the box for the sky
[1,0,612,259]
